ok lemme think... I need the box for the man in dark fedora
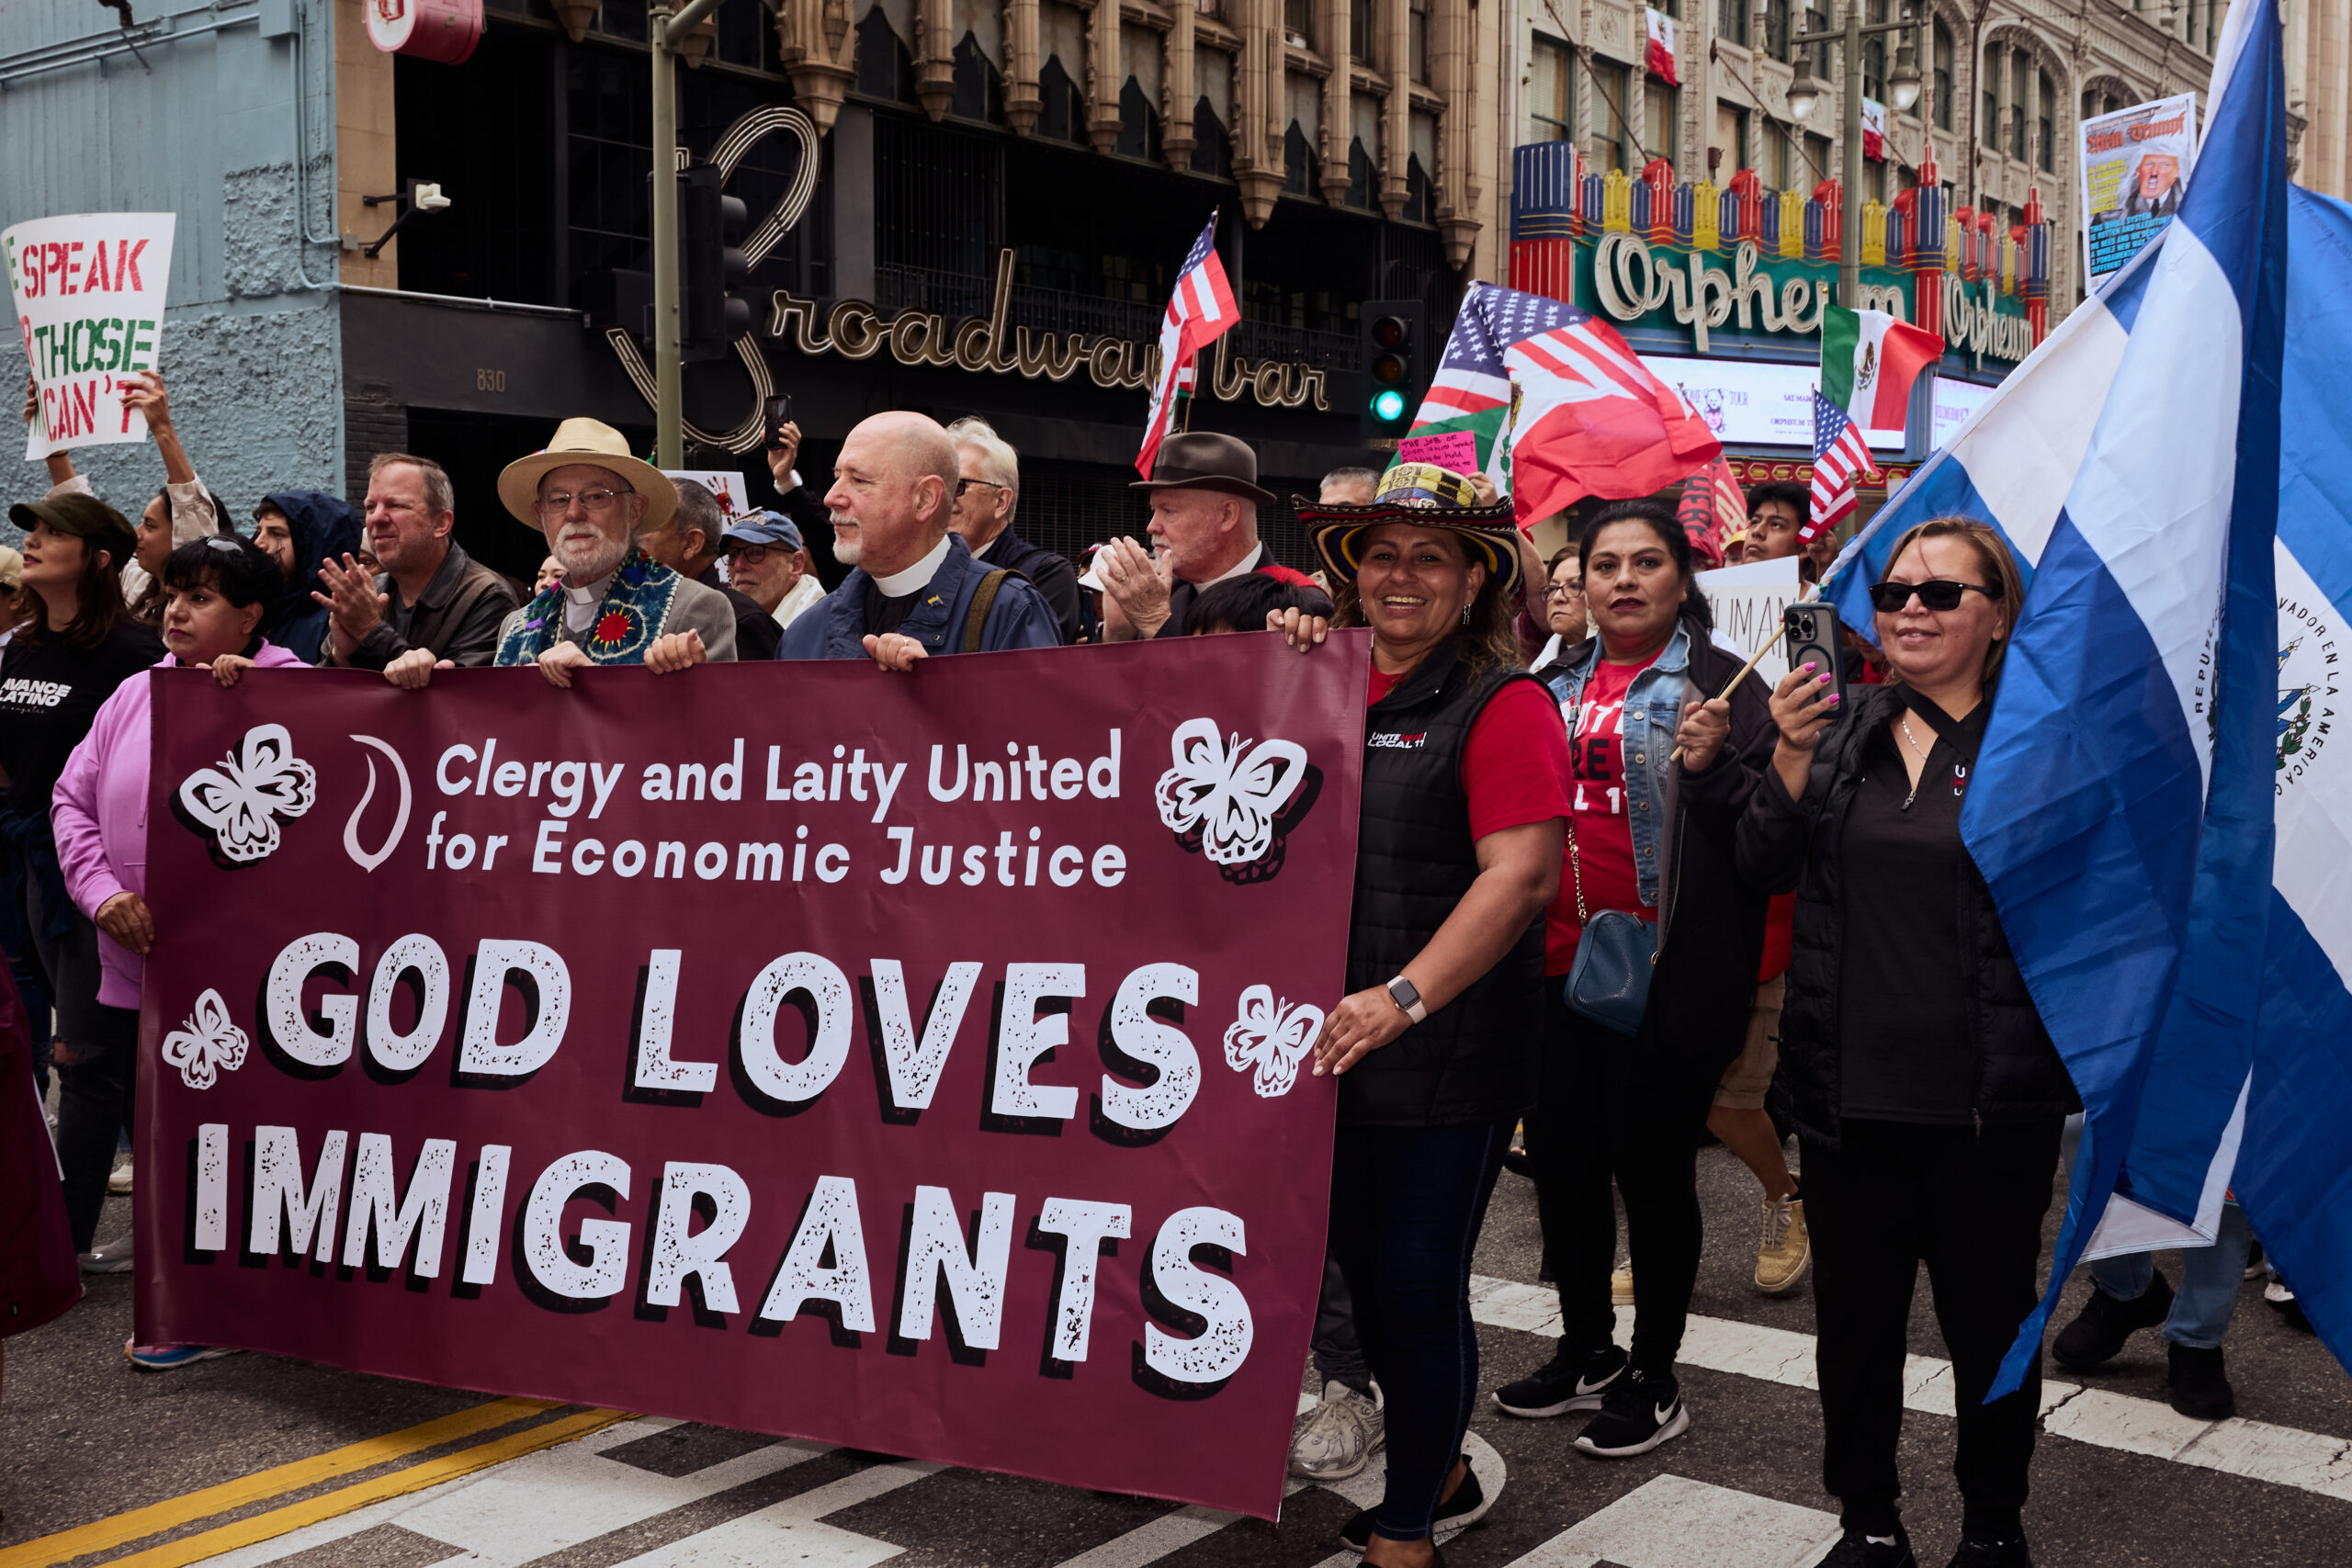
[1097,431,1331,639]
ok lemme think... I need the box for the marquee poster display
[132,635,1372,1519]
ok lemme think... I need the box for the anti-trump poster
[6,212,175,459]
[2079,94,2196,288]
[134,635,1371,1518]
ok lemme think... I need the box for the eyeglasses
[201,536,245,554]
[727,544,779,564]
[955,478,1009,498]
[1543,583,1584,601]
[536,488,625,515]
[1866,578,2001,613]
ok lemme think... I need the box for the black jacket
[1549,627,1777,1084]
[1341,644,1548,1127]
[1736,682,2081,1146]
[696,563,782,661]
[977,529,1082,645]
[321,539,520,671]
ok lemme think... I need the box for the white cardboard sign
[1697,555,1804,688]
[6,212,176,460]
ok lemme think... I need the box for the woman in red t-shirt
[1277,465,1569,1568]
[1489,501,1774,1462]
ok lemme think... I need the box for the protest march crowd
[0,370,2305,1568]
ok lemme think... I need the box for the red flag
[1499,308,1722,524]
[1645,8,1678,85]
[1676,455,1746,568]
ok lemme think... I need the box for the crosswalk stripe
[1046,1505,1237,1568]
[601,1457,944,1566]
[1496,1473,1842,1568]
[0,1397,560,1568]
[96,1409,632,1568]
[1466,1273,2352,1507]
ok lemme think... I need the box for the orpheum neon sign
[763,252,1333,414]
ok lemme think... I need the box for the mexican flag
[1645,8,1678,85]
[1819,303,1943,430]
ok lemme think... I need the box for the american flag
[1410,283,1719,525]
[1136,213,1238,479]
[1808,389,1877,542]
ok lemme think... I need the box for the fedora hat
[1130,431,1276,506]
[1298,463,1523,598]
[496,418,678,534]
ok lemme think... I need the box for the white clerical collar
[869,534,955,597]
[562,572,615,632]
[1203,542,1266,587]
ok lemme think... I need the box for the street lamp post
[648,0,731,468]
[1785,0,1923,310]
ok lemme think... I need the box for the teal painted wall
[0,0,343,539]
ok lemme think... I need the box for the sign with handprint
[6,212,175,460]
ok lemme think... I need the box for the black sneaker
[1945,1535,2032,1567]
[1572,1366,1689,1458]
[1818,1526,1918,1568]
[1336,1455,1491,1548]
[2166,1341,2236,1420]
[1491,1341,1626,1417]
[2052,1272,2173,1370]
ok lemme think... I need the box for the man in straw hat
[777,411,1059,667]
[1096,431,1330,639]
[381,418,735,689]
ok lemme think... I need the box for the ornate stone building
[1491,0,2336,322]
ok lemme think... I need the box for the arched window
[950,33,1002,123]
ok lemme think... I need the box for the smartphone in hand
[763,395,794,452]
[1783,601,1847,719]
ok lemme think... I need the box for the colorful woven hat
[1298,463,1522,598]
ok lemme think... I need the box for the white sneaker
[108,1160,133,1196]
[1289,1380,1385,1481]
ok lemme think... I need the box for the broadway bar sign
[136,637,1370,1517]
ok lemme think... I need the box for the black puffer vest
[1341,642,1547,1127]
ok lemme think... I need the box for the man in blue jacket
[777,411,1061,668]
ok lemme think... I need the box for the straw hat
[1296,463,1523,598]
[496,418,678,534]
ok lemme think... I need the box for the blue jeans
[2088,1200,2253,1349]
[1328,1120,1510,1543]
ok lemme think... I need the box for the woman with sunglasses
[49,536,307,1369]
[1737,518,2077,1568]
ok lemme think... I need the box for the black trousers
[55,1000,137,1252]
[1804,1116,2064,1540]
[1526,987,1721,1374]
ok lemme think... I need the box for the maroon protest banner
[135,632,1370,1518]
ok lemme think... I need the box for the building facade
[0,0,2341,570]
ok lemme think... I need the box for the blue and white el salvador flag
[1828,0,2288,1399]
[2227,182,2352,1375]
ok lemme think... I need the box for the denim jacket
[1544,624,1700,913]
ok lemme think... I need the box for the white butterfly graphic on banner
[162,988,248,1090]
[177,723,317,864]
[1222,985,1326,1099]
[1153,717,1309,868]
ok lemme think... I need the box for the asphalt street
[4,1142,2347,1567]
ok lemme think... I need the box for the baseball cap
[722,512,803,553]
[9,493,138,565]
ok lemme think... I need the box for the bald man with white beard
[777,411,1061,669]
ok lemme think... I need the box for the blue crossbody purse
[1562,811,1657,1034]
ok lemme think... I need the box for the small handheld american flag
[1136,214,1239,479]
[1808,390,1878,543]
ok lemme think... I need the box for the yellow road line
[0,1396,559,1568]
[94,1408,631,1568]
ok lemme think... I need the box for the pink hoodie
[52,647,310,1007]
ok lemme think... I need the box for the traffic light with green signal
[1359,300,1425,440]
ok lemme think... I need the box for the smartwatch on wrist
[1385,976,1427,1025]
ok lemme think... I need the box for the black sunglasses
[1866,578,2001,613]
